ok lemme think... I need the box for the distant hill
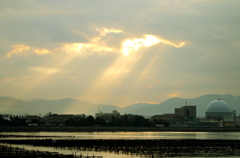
[117,94,240,117]
[0,94,240,117]
[0,96,115,116]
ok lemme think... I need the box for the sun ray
[8,28,121,98]
[6,28,186,108]
[78,52,145,105]
[115,46,170,107]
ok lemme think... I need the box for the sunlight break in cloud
[62,28,122,55]
[7,44,30,58]
[5,78,15,82]
[7,44,52,58]
[122,35,185,56]
[122,35,160,56]
[135,101,158,104]
[7,28,185,58]
[143,86,154,89]
[29,67,59,74]
[96,28,122,36]
[166,93,179,97]
[33,48,51,55]
[62,43,113,54]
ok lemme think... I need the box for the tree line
[0,115,169,127]
[64,115,169,127]
[0,116,27,126]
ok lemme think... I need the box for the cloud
[62,43,113,54]
[7,44,30,58]
[5,78,15,82]
[122,35,161,56]
[143,86,154,89]
[7,28,185,57]
[96,28,122,36]
[29,67,59,74]
[7,44,51,58]
[160,39,185,48]
[121,34,185,56]
[165,93,179,97]
[134,101,158,104]
[6,27,122,57]
[33,48,51,55]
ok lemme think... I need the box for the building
[95,110,120,118]
[0,114,12,121]
[95,110,120,123]
[208,119,223,127]
[223,116,235,127]
[205,99,234,119]
[205,99,236,127]
[235,116,240,127]
[175,105,196,119]
[25,115,41,125]
[151,114,184,123]
[41,113,75,126]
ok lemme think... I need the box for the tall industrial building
[175,105,196,119]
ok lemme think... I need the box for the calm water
[1,131,240,158]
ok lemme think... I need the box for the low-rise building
[223,116,235,127]
[175,105,196,119]
[235,116,240,127]
[151,114,184,123]
[208,119,223,127]
[40,113,75,126]
[0,114,12,121]
[25,115,41,123]
[95,110,120,118]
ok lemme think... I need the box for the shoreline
[1,126,240,132]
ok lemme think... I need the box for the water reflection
[1,131,240,140]
[1,132,240,158]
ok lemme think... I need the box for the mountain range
[0,94,240,117]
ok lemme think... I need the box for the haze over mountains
[0,94,240,117]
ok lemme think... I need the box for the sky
[1,0,240,107]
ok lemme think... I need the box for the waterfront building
[151,114,184,123]
[41,113,75,126]
[235,116,240,127]
[205,99,236,126]
[175,105,196,119]
[25,115,41,122]
[205,99,234,119]
[95,110,120,118]
[223,116,235,127]
[208,119,223,127]
[0,114,12,120]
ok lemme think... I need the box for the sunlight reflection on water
[1,132,240,158]
[1,131,240,140]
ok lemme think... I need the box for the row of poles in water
[1,138,240,157]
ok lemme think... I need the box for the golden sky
[1,0,240,108]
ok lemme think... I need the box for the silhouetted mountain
[25,98,45,102]
[0,97,115,116]
[0,94,239,117]
[117,94,240,117]
[117,103,153,114]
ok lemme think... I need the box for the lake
[1,131,240,158]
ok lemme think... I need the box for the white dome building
[205,99,233,119]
